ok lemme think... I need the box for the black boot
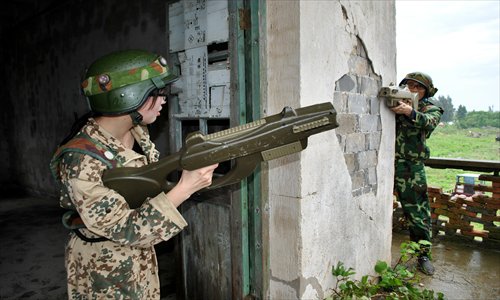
[418,256,435,275]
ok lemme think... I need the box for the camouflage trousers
[394,160,432,247]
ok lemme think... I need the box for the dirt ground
[1,195,499,299]
[0,195,176,300]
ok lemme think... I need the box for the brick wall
[333,37,382,197]
[393,174,500,248]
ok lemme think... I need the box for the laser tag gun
[103,102,339,208]
[378,85,419,110]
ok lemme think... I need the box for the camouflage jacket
[50,118,187,299]
[395,98,443,162]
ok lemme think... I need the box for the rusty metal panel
[180,194,232,299]
[169,0,231,120]
[171,47,230,119]
[168,1,239,299]
[169,0,229,52]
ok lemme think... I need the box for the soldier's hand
[390,101,413,117]
[166,164,219,207]
[180,164,219,192]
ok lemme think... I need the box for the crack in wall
[358,204,374,221]
[270,273,325,300]
[270,273,301,299]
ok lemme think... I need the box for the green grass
[427,126,499,160]
[425,126,499,191]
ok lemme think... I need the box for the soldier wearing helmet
[391,72,443,276]
[50,50,217,298]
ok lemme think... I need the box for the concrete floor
[391,232,500,300]
[1,196,499,299]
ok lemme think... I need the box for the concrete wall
[263,1,396,298]
[0,0,170,197]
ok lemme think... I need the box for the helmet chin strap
[129,111,143,125]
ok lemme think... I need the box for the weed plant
[326,241,444,300]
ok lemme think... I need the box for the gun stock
[103,102,339,208]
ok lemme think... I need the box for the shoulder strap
[51,132,117,243]
[50,132,120,181]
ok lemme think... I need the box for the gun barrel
[181,102,338,170]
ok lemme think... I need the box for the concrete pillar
[262,1,396,298]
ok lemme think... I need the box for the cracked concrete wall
[263,1,396,298]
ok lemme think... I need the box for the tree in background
[457,111,500,128]
[434,95,454,123]
[456,105,467,121]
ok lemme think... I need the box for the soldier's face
[137,95,167,124]
[406,80,426,100]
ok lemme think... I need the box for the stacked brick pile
[393,174,500,248]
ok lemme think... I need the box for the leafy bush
[325,241,444,300]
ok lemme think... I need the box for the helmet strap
[151,77,166,89]
[129,111,143,125]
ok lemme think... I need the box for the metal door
[167,1,262,298]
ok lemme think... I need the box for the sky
[396,0,500,112]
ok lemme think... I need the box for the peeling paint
[266,0,396,298]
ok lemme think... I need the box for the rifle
[378,85,419,110]
[103,102,339,208]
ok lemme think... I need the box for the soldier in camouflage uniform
[50,50,218,299]
[391,72,443,275]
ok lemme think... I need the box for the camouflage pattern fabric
[394,98,443,161]
[395,160,431,243]
[81,58,174,96]
[50,118,187,299]
[394,97,442,249]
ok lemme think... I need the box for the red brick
[461,210,477,218]
[474,185,494,193]
[446,223,473,231]
[463,200,484,208]
[471,194,489,204]
[449,207,467,215]
[433,208,449,215]
[428,186,442,193]
[487,198,500,205]
[447,219,471,227]
[430,202,447,209]
[485,202,500,210]
[461,230,488,238]
[447,201,465,208]
[481,215,500,222]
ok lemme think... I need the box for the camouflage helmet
[399,72,438,98]
[81,49,178,115]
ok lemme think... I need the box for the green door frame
[234,0,264,298]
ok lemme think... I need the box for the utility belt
[62,210,109,243]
